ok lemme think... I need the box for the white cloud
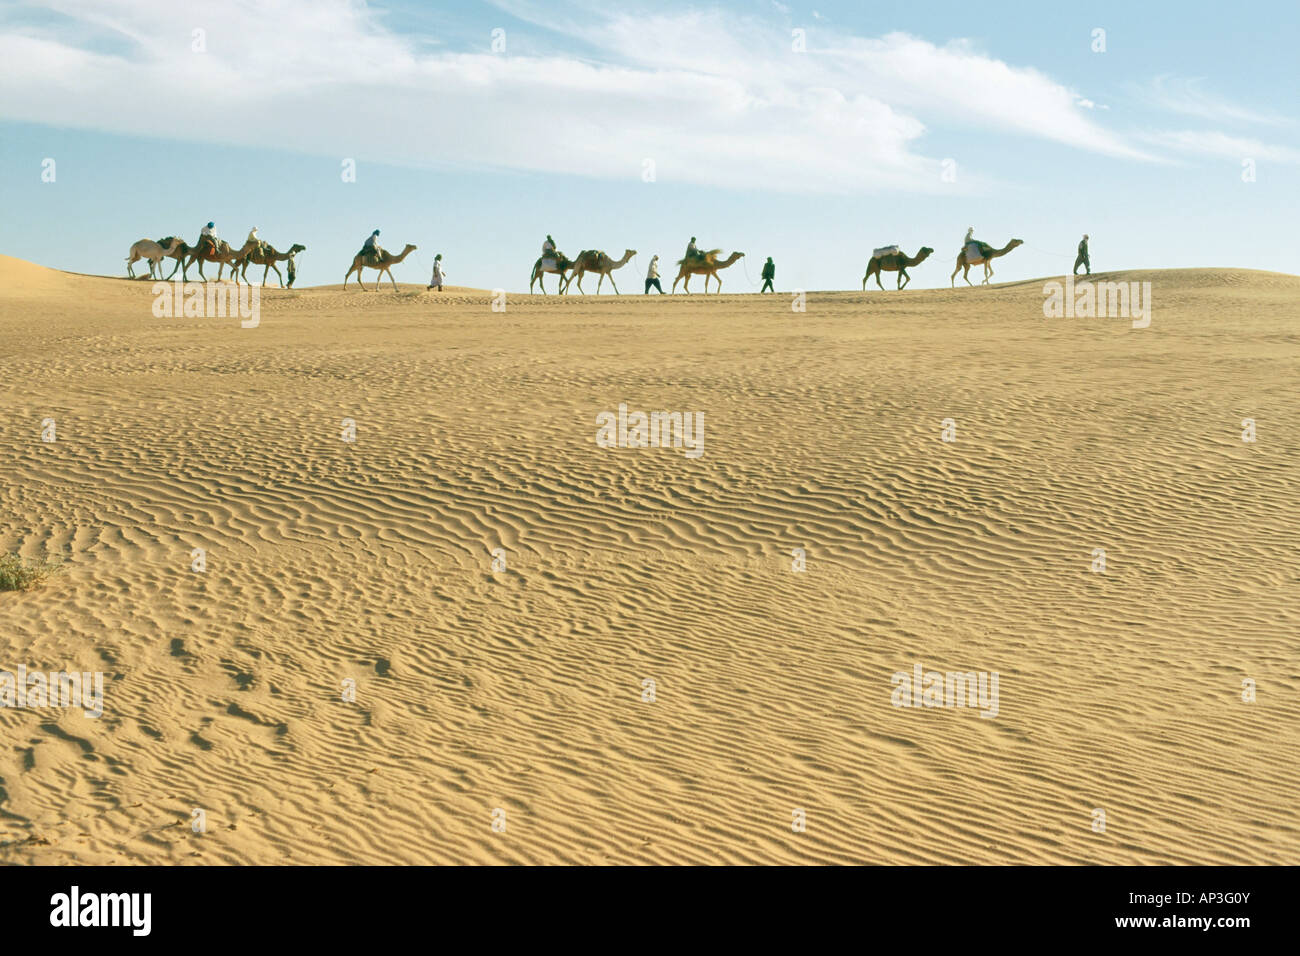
[1138,130,1300,164]
[0,0,1156,193]
[1140,75,1291,126]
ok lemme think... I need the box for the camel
[155,237,198,281]
[671,250,744,294]
[566,249,636,294]
[239,242,307,287]
[344,243,417,291]
[529,253,575,294]
[863,246,934,291]
[185,237,258,283]
[951,239,1023,287]
[126,238,181,279]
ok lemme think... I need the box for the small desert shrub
[0,553,64,591]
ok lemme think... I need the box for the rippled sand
[1,255,1297,864]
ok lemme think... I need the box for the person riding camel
[686,236,700,262]
[199,221,219,255]
[246,226,266,257]
[964,226,991,260]
[542,234,557,263]
[360,230,383,263]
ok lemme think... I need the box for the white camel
[126,237,182,279]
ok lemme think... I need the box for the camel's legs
[608,274,619,295]
[165,258,180,280]
[875,270,886,291]
[386,267,398,291]
[898,268,909,290]
[268,263,283,287]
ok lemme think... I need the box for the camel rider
[246,226,265,257]
[542,235,557,263]
[686,236,699,261]
[362,230,383,261]
[964,226,989,260]
[200,221,218,254]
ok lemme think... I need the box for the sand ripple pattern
[1,260,1297,863]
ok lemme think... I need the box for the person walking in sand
[760,256,775,293]
[427,253,446,291]
[1074,234,1091,276]
[645,255,663,294]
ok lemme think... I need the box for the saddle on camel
[356,230,384,267]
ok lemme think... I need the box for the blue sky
[1,0,1296,291]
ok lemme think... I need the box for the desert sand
[1,253,1296,865]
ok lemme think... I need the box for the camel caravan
[529,235,746,295]
[126,223,306,287]
[125,222,1041,293]
[860,229,1025,290]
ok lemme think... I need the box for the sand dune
[1,255,1297,864]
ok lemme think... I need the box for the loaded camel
[185,237,258,283]
[125,238,182,279]
[529,252,575,294]
[239,242,307,288]
[344,243,417,291]
[671,250,744,294]
[951,239,1023,287]
[566,249,636,294]
[155,237,198,280]
[863,247,933,291]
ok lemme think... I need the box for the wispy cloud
[1138,130,1300,164]
[1139,75,1291,126]
[0,0,1155,193]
